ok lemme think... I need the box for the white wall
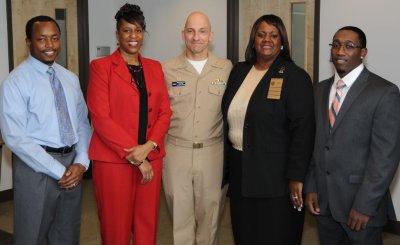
[0,0,13,192]
[88,0,227,62]
[319,0,400,220]
[88,0,117,61]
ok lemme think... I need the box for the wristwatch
[151,141,158,150]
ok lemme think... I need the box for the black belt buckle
[41,145,75,154]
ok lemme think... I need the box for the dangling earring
[360,56,363,59]
[281,45,283,50]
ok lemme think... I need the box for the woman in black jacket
[221,14,315,245]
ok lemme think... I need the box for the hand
[124,141,154,163]
[58,163,86,189]
[137,160,154,184]
[289,180,303,211]
[306,192,320,215]
[347,208,370,231]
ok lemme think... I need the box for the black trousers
[228,146,305,245]
[317,214,383,245]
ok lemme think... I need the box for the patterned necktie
[47,67,76,146]
[328,80,346,128]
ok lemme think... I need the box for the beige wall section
[11,0,79,75]
[239,0,314,79]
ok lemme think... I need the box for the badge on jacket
[172,81,186,87]
[267,78,283,99]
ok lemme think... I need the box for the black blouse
[128,64,148,144]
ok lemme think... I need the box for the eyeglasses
[329,42,362,51]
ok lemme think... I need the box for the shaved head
[184,11,211,30]
[182,11,213,60]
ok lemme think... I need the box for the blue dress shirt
[0,55,92,180]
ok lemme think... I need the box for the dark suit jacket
[87,49,171,163]
[305,68,400,226]
[221,56,315,198]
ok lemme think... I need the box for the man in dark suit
[305,26,400,245]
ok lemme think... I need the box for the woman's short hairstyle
[245,14,292,64]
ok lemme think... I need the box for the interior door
[238,0,315,79]
[10,0,79,75]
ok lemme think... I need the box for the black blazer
[221,56,315,198]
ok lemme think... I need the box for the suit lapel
[222,63,252,115]
[320,78,333,136]
[330,68,370,133]
[111,50,138,93]
[141,55,154,93]
[223,64,252,114]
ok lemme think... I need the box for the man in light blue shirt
[0,15,91,245]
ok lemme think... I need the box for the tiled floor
[1,179,399,244]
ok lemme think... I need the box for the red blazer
[87,49,171,163]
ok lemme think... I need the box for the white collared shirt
[328,63,364,110]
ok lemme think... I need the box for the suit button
[148,92,152,96]
[326,171,330,175]
[149,108,152,112]
[148,124,152,128]
[325,146,330,151]
[244,123,249,129]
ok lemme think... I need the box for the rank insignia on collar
[278,66,285,74]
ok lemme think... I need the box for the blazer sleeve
[87,59,136,159]
[285,67,316,182]
[146,62,172,161]
[304,82,320,193]
[353,84,400,215]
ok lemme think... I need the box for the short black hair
[26,15,60,39]
[337,26,367,48]
[245,14,292,64]
[115,3,146,31]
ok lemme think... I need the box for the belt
[41,144,75,154]
[167,135,222,149]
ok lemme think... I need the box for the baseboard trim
[385,220,400,235]
[0,189,13,202]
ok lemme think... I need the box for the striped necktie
[47,67,76,146]
[328,80,346,128]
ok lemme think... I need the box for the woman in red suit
[87,4,171,245]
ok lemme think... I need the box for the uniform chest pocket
[168,86,193,119]
[207,85,225,111]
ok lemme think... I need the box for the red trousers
[92,160,162,245]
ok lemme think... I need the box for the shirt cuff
[73,152,90,170]
[50,160,67,180]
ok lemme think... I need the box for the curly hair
[115,3,146,30]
